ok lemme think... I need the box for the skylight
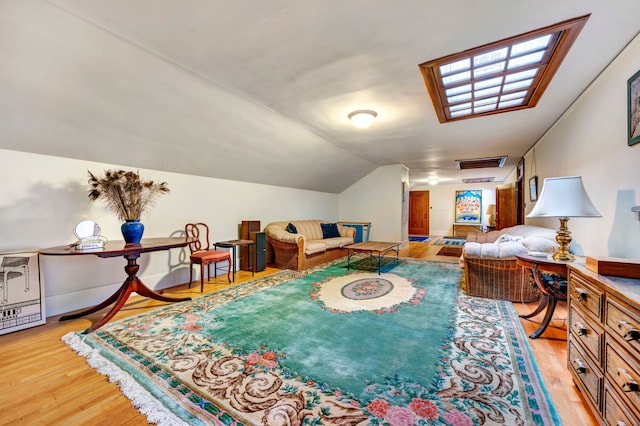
[419,15,589,123]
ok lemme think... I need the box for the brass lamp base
[553,217,575,262]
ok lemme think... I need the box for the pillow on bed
[320,223,341,238]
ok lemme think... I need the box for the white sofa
[462,225,559,302]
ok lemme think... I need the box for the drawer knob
[574,322,588,336]
[617,368,639,392]
[617,321,640,341]
[573,358,586,374]
[574,288,588,301]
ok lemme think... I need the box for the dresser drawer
[569,270,604,321]
[605,339,640,416]
[606,298,640,359]
[569,338,603,410]
[570,305,604,365]
[603,383,640,426]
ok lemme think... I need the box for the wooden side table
[214,239,255,282]
[39,237,193,333]
[515,253,572,339]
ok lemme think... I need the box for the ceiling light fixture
[427,178,439,185]
[348,110,378,128]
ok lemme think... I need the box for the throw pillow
[320,223,341,239]
[286,223,298,234]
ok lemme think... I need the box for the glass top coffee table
[345,241,401,274]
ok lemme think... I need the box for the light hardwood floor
[0,240,597,425]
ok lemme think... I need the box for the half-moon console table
[40,237,192,333]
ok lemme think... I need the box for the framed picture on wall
[529,176,538,201]
[628,69,640,146]
[454,190,482,224]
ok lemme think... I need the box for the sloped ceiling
[1,0,640,192]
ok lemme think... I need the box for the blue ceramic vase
[121,219,144,244]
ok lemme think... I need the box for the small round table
[515,253,571,339]
[213,239,255,282]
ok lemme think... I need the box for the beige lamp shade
[527,176,601,218]
[486,204,496,227]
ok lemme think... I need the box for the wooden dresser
[567,264,640,424]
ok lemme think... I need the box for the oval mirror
[74,220,101,240]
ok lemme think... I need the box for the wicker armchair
[461,225,559,303]
[463,256,540,302]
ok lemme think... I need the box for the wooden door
[409,191,429,235]
[496,183,517,229]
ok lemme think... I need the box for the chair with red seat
[185,223,231,292]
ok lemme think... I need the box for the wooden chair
[185,223,231,292]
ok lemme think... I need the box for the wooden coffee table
[345,241,401,274]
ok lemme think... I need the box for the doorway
[496,183,517,229]
[409,191,429,235]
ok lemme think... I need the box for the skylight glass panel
[440,59,470,76]
[449,102,471,112]
[505,69,537,83]
[511,35,551,56]
[419,15,589,122]
[503,79,533,92]
[450,108,472,117]
[474,77,502,90]
[474,48,508,66]
[447,93,472,104]
[476,86,501,98]
[474,62,505,78]
[445,84,471,96]
[474,104,496,113]
[498,98,525,108]
[442,71,471,86]
[500,90,528,101]
[507,51,545,69]
[474,97,498,107]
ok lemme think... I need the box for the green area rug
[63,258,560,425]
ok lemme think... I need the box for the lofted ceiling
[3,1,640,192]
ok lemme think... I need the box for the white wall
[409,183,497,236]
[0,149,340,316]
[338,164,408,244]
[523,34,640,258]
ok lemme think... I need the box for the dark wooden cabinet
[240,221,260,270]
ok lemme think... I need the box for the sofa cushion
[498,241,529,257]
[304,240,327,255]
[495,234,523,244]
[323,236,353,249]
[320,222,341,239]
[286,222,298,234]
[520,237,558,253]
[292,220,324,241]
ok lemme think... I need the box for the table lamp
[486,204,496,227]
[526,176,601,261]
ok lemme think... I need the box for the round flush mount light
[348,110,378,129]
[427,178,439,185]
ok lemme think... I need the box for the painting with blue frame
[454,190,482,224]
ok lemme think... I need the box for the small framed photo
[529,176,538,202]
[628,69,640,146]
